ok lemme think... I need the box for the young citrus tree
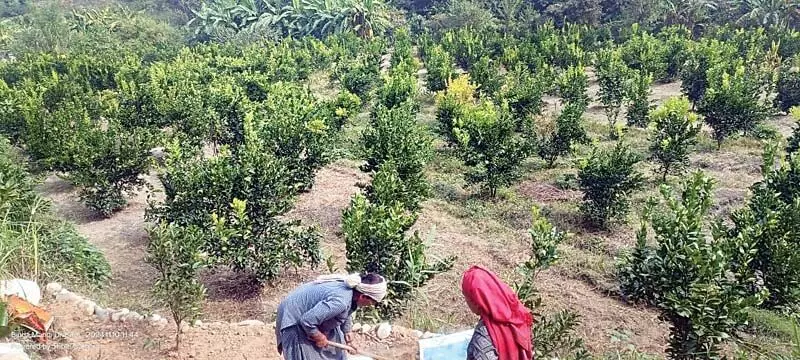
[618,172,767,359]
[625,70,653,128]
[577,140,644,229]
[556,64,590,111]
[435,75,477,147]
[454,101,529,197]
[698,63,770,148]
[146,222,207,350]
[595,49,629,139]
[649,97,701,182]
[424,45,455,93]
[537,101,588,168]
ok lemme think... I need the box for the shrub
[577,141,644,229]
[515,206,590,359]
[649,97,701,182]
[699,64,770,148]
[146,222,206,350]
[718,145,800,310]
[659,25,691,81]
[67,123,155,217]
[210,198,321,282]
[337,56,380,99]
[595,49,628,138]
[342,193,454,318]
[150,128,321,283]
[326,90,362,130]
[556,64,589,111]
[617,172,767,359]
[470,56,502,98]
[776,58,800,113]
[537,101,588,167]
[625,70,653,128]
[680,40,733,106]
[424,45,455,93]
[435,75,477,146]
[501,66,545,132]
[454,101,529,197]
[362,102,432,211]
[377,72,417,110]
[620,25,668,82]
[248,83,334,192]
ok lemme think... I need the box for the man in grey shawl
[275,273,388,360]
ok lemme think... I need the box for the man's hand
[309,332,328,349]
[345,332,357,354]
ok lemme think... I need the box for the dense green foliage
[556,64,590,111]
[595,49,629,138]
[422,44,455,92]
[625,70,653,127]
[776,58,800,112]
[698,64,771,147]
[618,172,767,359]
[649,97,701,181]
[454,101,530,197]
[578,141,645,229]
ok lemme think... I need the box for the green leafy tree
[596,49,629,139]
[617,172,767,359]
[537,101,588,167]
[470,55,503,98]
[620,24,669,81]
[699,64,771,148]
[556,64,590,111]
[377,72,417,110]
[649,97,701,181]
[435,75,477,147]
[625,70,653,128]
[362,102,432,211]
[718,143,800,310]
[342,193,454,318]
[577,140,645,229]
[454,101,529,197]
[501,66,545,132]
[680,39,734,106]
[423,45,455,93]
[68,123,156,217]
[336,55,380,100]
[146,222,207,350]
[776,57,800,113]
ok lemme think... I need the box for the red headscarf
[462,266,534,360]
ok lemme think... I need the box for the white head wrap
[314,273,388,303]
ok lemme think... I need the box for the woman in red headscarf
[462,265,534,360]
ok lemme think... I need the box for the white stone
[1,279,41,305]
[412,330,423,338]
[55,291,78,303]
[350,323,362,332]
[237,320,265,327]
[94,307,109,321]
[376,323,391,339]
[44,282,62,295]
[111,308,130,322]
[149,147,165,159]
[148,314,162,324]
[360,324,372,334]
[158,318,169,327]
[80,300,96,316]
[122,311,141,323]
[192,320,203,327]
